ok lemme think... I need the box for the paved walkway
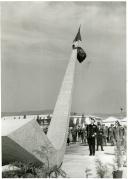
[62,143,127,178]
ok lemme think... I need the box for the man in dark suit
[87,117,97,156]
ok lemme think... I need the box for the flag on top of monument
[73,26,82,42]
[72,26,87,63]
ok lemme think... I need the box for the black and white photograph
[1,1,127,178]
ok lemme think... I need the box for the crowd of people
[67,117,127,156]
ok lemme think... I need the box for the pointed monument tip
[73,25,82,42]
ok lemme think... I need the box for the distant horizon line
[1,109,126,117]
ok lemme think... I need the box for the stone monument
[2,27,86,169]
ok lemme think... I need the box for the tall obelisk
[47,49,77,164]
[47,26,86,165]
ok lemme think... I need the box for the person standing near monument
[81,127,84,144]
[67,128,70,146]
[96,123,104,151]
[113,121,123,144]
[72,126,77,143]
[87,117,97,156]
[78,125,82,142]
[108,124,115,145]
[83,124,87,145]
[102,124,108,146]
[69,127,73,142]
[81,114,85,126]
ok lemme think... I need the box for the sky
[1,1,126,114]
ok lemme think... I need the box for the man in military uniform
[102,124,108,146]
[72,126,77,143]
[83,124,87,145]
[96,123,104,151]
[78,126,82,142]
[87,117,97,156]
[113,121,124,145]
[108,124,115,146]
[67,128,70,146]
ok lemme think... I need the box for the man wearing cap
[87,117,97,156]
[113,121,124,145]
